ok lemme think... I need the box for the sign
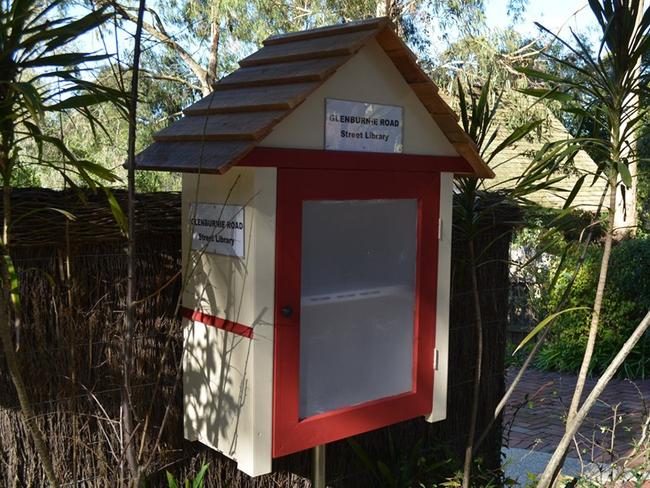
[325,98,403,153]
[189,203,245,257]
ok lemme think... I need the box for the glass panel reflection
[299,199,418,418]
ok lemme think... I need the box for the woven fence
[0,188,517,487]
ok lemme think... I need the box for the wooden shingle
[154,111,287,141]
[263,17,389,45]
[135,17,492,178]
[215,57,349,89]
[136,140,252,174]
[183,82,320,115]
[239,30,377,67]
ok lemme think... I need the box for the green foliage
[517,1,650,199]
[514,307,589,354]
[522,472,538,488]
[348,437,508,488]
[433,29,529,91]
[148,0,387,81]
[165,463,209,488]
[637,120,650,233]
[453,75,562,245]
[537,238,650,378]
[0,0,125,192]
[505,340,531,368]
[434,460,510,488]
[453,72,571,485]
[566,453,650,487]
[509,224,564,321]
[9,161,40,187]
[349,436,455,488]
[1,3,187,192]
[58,68,184,192]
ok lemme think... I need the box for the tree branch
[537,310,650,488]
[107,0,210,95]
[207,17,219,88]
[139,69,202,92]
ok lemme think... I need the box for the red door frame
[273,168,440,457]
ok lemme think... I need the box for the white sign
[325,98,403,153]
[189,203,245,257]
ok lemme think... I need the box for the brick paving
[503,368,650,462]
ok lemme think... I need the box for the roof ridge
[263,17,392,46]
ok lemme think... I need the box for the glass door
[299,198,418,418]
[273,169,439,457]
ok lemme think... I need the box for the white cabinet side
[248,167,276,476]
[426,172,453,423]
[181,168,276,477]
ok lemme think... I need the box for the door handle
[280,305,293,318]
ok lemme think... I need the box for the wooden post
[312,444,326,488]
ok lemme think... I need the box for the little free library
[135,16,492,478]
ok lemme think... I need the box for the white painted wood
[260,40,458,157]
[426,172,453,423]
[249,167,276,475]
[179,37,461,471]
[182,167,276,477]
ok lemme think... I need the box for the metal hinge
[434,348,440,370]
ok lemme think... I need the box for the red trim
[181,307,254,339]
[239,147,472,173]
[272,169,438,457]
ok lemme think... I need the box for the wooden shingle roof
[135,17,493,178]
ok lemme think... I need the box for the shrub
[348,436,509,488]
[536,238,650,378]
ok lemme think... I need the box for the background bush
[536,238,650,378]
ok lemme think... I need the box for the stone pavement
[503,367,650,462]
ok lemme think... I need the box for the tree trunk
[537,310,650,488]
[462,238,483,488]
[0,296,58,485]
[206,16,219,89]
[613,0,643,239]
[566,175,617,425]
[0,153,58,485]
[551,175,617,486]
[122,0,147,484]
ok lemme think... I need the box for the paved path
[503,368,650,462]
